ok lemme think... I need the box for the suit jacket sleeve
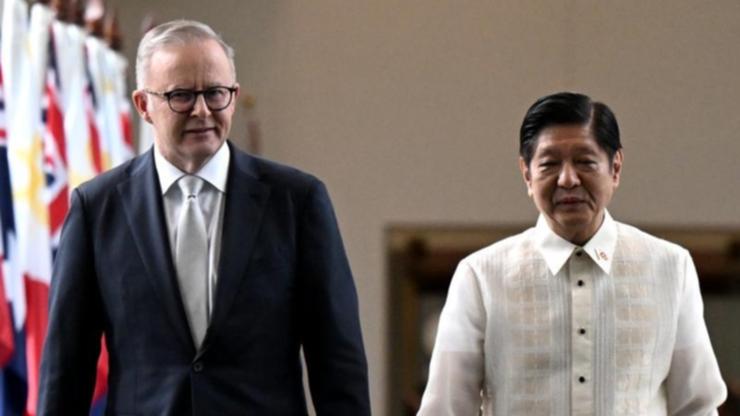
[37,188,104,415]
[297,180,371,415]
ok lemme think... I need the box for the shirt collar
[153,142,230,195]
[534,210,618,276]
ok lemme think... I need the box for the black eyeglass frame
[144,86,238,114]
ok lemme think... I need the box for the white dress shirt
[418,211,727,416]
[154,143,229,318]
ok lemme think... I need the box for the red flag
[121,107,133,151]
[43,27,69,246]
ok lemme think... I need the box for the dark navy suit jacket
[37,142,370,415]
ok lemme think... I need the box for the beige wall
[117,1,740,414]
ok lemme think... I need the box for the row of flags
[1,0,134,414]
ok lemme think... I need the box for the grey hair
[135,19,236,89]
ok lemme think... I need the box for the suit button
[193,362,204,372]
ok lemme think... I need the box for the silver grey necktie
[175,175,208,347]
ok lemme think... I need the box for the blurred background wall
[113,1,740,414]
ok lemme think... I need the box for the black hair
[519,92,622,165]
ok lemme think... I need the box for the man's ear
[611,149,624,188]
[518,156,533,197]
[132,90,153,124]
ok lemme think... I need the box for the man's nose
[557,163,581,188]
[190,94,212,117]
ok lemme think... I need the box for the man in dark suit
[38,19,370,415]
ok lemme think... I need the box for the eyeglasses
[145,86,237,114]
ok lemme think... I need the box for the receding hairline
[135,19,236,89]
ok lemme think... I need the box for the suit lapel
[118,151,194,351]
[204,148,270,350]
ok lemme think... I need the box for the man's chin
[184,137,224,154]
[183,129,222,142]
[552,210,594,227]
[557,211,591,223]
